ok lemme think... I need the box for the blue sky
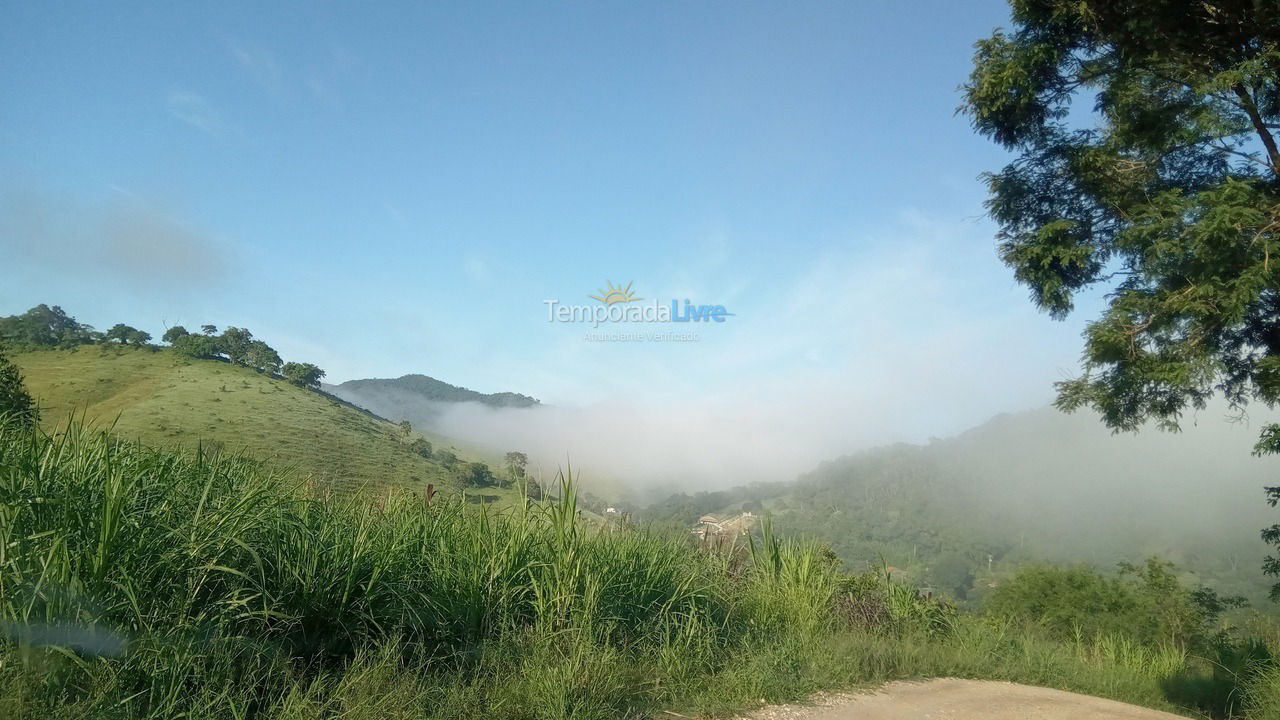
[1,1,1120,478]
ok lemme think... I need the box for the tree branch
[1234,85,1280,177]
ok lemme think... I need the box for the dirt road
[740,678,1188,720]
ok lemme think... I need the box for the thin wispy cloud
[230,42,283,95]
[167,90,228,134]
[225,38,346,109]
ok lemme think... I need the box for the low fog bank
[332,381,970,497]
[333,379,1280,518]
[932,405,1279,558]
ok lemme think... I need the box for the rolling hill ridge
[13,346,509,497]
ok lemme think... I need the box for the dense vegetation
[7,419,1280,719]
[645,406,1276,607]
[962,0,1280,592]
[0,349,37,427]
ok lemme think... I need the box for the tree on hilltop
[0,305,97,348]
[172,333,221,360]
[282,362,325,389]
[162,326,189,344]
[218,328,254,365]
[243,340,282,374]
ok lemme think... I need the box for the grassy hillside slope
[13,346,502,495]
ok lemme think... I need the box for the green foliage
[170,332,221,359]
[645,407,1278,609]
[281,361,325,388]
[2,306,322,388]
[985,559,1243,650]
[3,422,1273,718]
[458,460,496,487]
[160,325,188,344]
[963,1,1280,596]
[0,304,98,348]
[0,422,860,719]
[930,552,976,600]
[105,324,150,346]
[105,323,136,343]
[525,477,544,501]
[409,437,433,459]
[504,450,528,484]
[0,347,37,427]
[217,327,255,365]
[243,339,282,373]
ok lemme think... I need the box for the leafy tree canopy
[504,451,528,481]
[161,326,189,344]
[408,437,433,459]
[218,327,255,366]
[243,340,282,374]
[105,323,148,345]
[281,362,325,389]
[459,461,496,488]
[963,0,1280,591]
[0,304,97,348]
[988,559,1244,649]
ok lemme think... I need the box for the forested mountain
[644,406,1279,604]
[332,374,538,408]
[326,373,539,431]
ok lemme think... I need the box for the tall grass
[0,419,1260,718]
[0,420,855,718]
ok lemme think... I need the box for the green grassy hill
[13,345,508,497]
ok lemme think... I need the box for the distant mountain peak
[333,373,540,409]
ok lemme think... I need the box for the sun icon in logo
[589,280,641,305]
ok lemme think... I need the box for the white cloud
[167,90,228,134]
